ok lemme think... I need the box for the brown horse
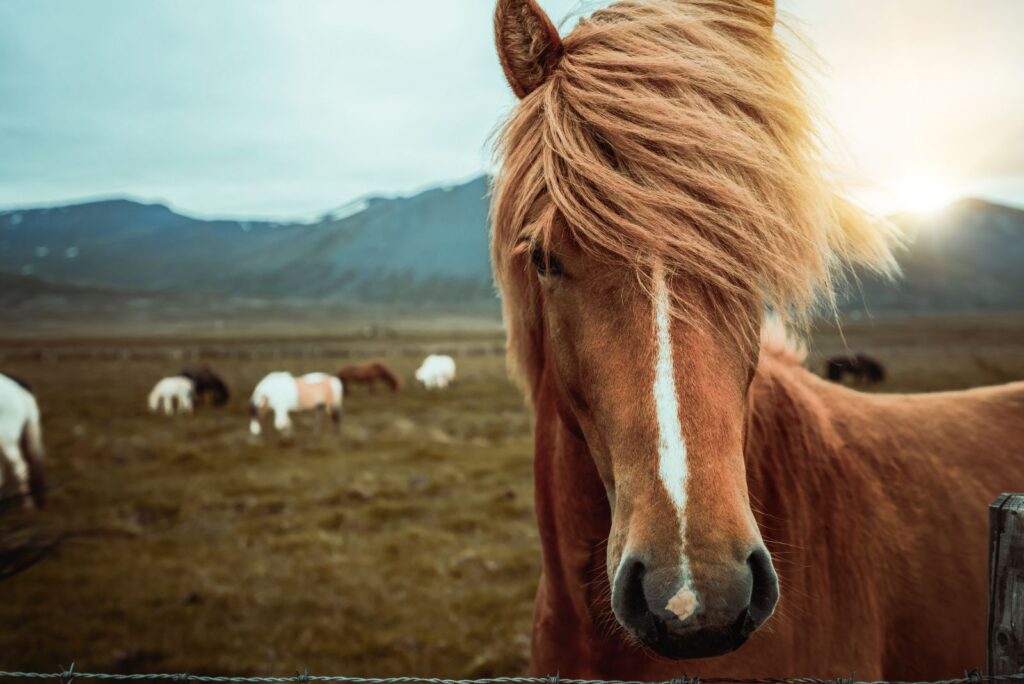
[337,362,400,393]
[491,0,1024,679]
[180,366,231,406]
[825,353,886,385]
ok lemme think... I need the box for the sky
[0,0,1021,219]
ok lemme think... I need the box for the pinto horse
[491,0,1024,679]
[0,373,45,509]
[337,362,400,393]
[249,372,343,435]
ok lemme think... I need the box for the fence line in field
[0,671,1021,684]
[0,342,506,363]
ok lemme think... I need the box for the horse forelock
[492,0,898,391]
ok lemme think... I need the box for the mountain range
[1,176,1022,316]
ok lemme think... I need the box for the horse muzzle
[611,545,778,659]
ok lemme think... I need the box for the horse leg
[0,441,31,509]
[273,408,292,435]
[249,404,263,436]
[181,392,194,414]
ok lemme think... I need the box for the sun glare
[891,171,956,215]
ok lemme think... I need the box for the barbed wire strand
[1,669,1024,684]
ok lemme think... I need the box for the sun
[891,171,956,215]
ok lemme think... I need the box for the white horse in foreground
[148,376,195,415]
[249,372,343,435]
[0,373,46,509]
[415,354,456,389]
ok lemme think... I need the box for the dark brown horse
[337,362,400,393]
[180,366,230,406]
[491,0,1024,679]
[825,353,886,384]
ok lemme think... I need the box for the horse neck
[744,354,879,560]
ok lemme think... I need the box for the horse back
[295,374,341,409]
[1,373,33,395]
[830,380,1024,676]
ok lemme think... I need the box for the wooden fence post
[989,493,1024,675]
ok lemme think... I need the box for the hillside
[2,181,1023,315]
[847,199,1024,314]
[0,176,493,308]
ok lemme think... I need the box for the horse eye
[530,245,563,277]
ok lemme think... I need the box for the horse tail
[19,409,46,509]
[328,378,343,425]
[379,364,401,392]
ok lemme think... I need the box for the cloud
[0,0,1020,217]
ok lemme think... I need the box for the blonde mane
[492,0,897,391]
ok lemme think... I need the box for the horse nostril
[746,546,779,630]
[613,555,650,628]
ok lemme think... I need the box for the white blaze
[652,264,697,617]
[653,266,688,513]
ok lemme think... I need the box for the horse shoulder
[0,381,30,441]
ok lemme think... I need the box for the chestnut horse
[491,0,1024,679]
[337,362,400,393]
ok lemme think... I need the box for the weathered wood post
[988,493,1024,675]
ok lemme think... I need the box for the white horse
[415,354,456,389]
[0,373,46,509]
[249,372,343,435]
[148,376,195,415]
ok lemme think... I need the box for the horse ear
[494,0,564,99]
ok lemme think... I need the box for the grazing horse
[825,353,886,385]
[337,362,401,393]
[180,366,230,406]
[491,0,1024,679]
[148,376,194,415]
[0,374,46,509]
[249,372,343,435]
[414,355,456,389]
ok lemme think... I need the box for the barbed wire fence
[1,670,1023,684]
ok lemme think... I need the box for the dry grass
[0,351,536,677]
[0,315,1022,676]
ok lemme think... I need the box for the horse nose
[746,545,779,632]
[612,555,654,632]
[611,546,778,659]
[612,555,704,638]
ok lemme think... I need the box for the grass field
[1,314,1023,677]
